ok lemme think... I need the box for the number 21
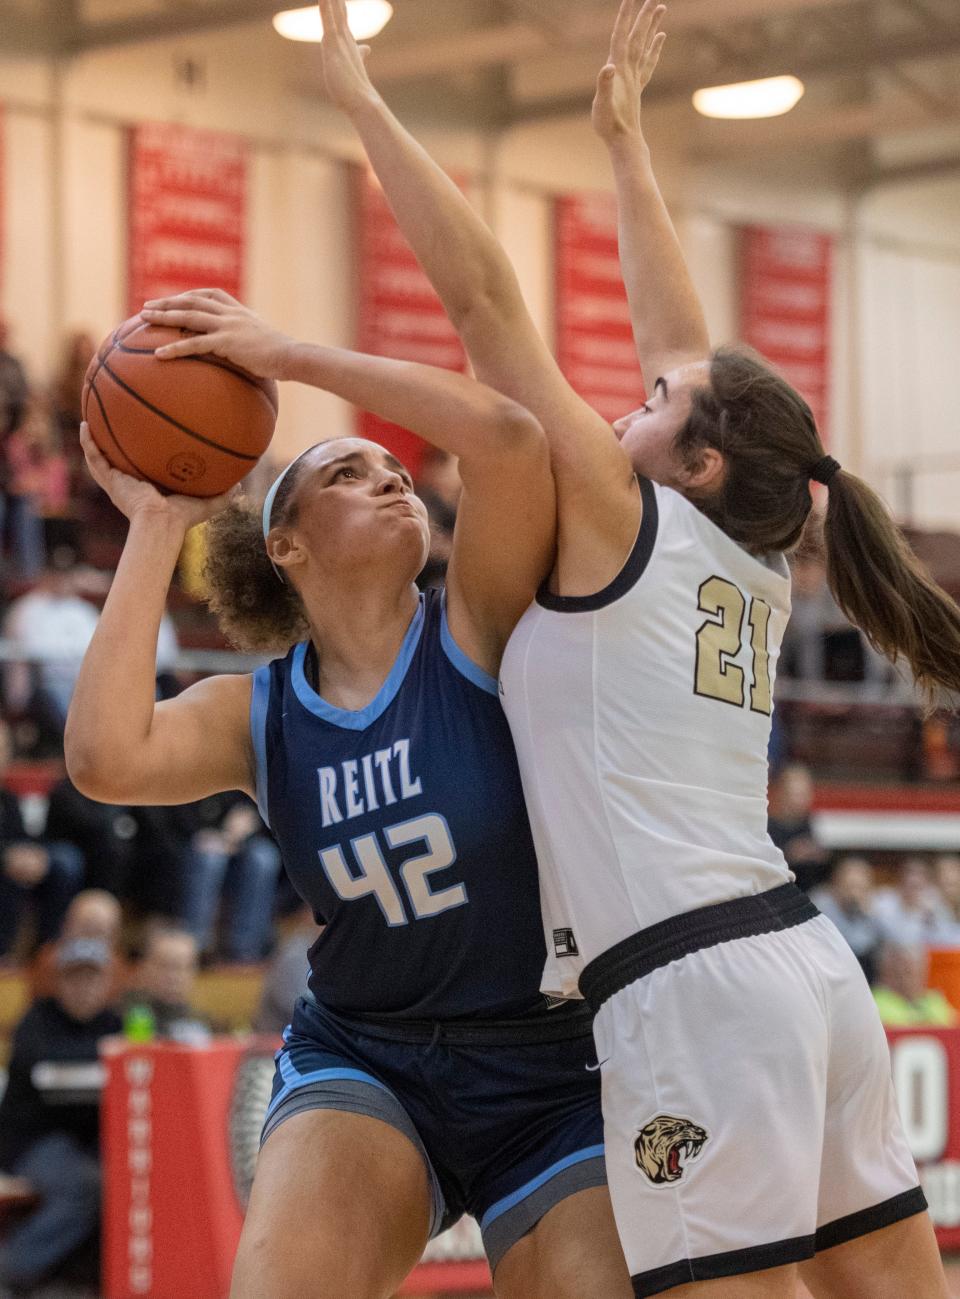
[694,576,772,715]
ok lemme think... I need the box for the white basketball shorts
[580,885,926,1297]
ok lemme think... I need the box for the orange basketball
[82,314,278,497]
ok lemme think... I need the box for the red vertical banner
[127,122,246,317]
[555,192,645,424]
[739,225,833,439]
[354,166,467,477]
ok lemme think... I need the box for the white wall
[856,176,960,528]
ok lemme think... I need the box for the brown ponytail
[822,471,960,701]
[676,345,960,702]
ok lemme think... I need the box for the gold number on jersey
[695,578,773,716]
[748,598,773,715]
[695,577,745,707]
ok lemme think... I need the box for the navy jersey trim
[290,596,426,731]
[250,666,271,827]
[536,476,658,613]
[440,592,498,696]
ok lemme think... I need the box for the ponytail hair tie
[809,455,841,487]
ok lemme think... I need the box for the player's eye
[334,465,359,481]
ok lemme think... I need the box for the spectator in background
[415,447,461,589]
[44,773,138,900]
[934,854,960,925]
[0,937,121,1293]
[810,856,883,983]
[873,942,958,1027]
[780,549,889,689]
[8,391,75,558]
[0,317,32,580]
[123,925,216,1044]
[767,762,830,891]
[181,794,281,962]
[0,718,84,958]
[254,898,319,1035]
[873,855,959,948]
[1,393,50,583]
[3,548,100,745]
[30,888,127,1001]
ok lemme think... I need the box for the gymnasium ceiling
[2,0,960,187]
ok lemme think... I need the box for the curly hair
[203,455,314,655]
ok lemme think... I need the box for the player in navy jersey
[318,0,960,1294]
[65,294,633,1297]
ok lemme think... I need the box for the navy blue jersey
[251,588,548,1019]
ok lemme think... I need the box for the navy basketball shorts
[261,994,606,1270]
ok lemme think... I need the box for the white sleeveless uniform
[500,478,924,1296]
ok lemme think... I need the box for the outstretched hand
[318,0,377,114]
[79,422,236,531]
[592,0,667,143]
[140,288,294,382]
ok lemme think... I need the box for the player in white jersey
[320,1,960,1294]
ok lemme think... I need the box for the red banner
[555,192,645,425]
[739,225,832,439]
[354,166,466,477]
[101,1038,491,1298]
[887,1027,960,1248]
[127,123,246,317]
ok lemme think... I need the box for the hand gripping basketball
[82,294,279,497]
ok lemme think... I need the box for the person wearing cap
[0,936,121,1293]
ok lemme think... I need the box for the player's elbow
[491,401,547,462]
[64,727,136,804]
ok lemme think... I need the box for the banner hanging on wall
[739,224,833,440]
[354,165,467,477]
[555,192,646,425]
[127,122,246,317]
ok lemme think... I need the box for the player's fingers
[648,29,667,69]
[609,0,641,61]
[629,2,666,54]
[143,293,230,315]
[153,334,220,360]
[141,308,221,334]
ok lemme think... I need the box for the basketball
[82,313,278,497]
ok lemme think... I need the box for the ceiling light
[273,1,394,43]
[693,75,805,121]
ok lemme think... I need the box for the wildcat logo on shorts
[635,1114,709,1186]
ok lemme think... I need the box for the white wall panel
[3,110,56,382]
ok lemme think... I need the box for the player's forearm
[348,94,525,332]
[65,513,184,797]
[607,136,711,383]
[284,342,543,462]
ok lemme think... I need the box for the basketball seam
[83,328,121,410]
[98,357,260,461]
[87,378,155,483]
[114,336,279,415]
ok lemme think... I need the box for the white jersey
[500,477,794,998]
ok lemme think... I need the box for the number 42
[319,813,466,927]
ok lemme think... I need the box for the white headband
[261,445,318,582]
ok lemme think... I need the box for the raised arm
[316,0,635,543]
[142,291,554,668]
[65,430,255,806]
[593,0,711,384]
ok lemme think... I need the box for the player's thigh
[657,1263,798,1297]
[800,1213,950,1299]
[492,1185,632,1299]
[230,1108,432,1299]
